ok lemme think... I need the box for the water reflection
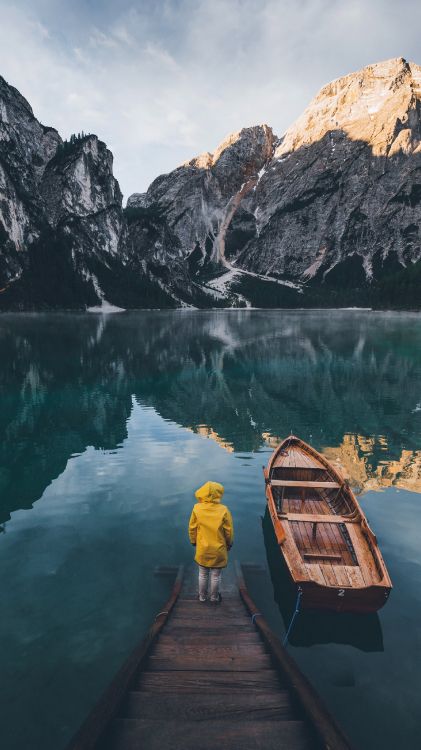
[1,310,421,750]
[262,509,384,652]
[1,309,421,524]
[323,435,421,494]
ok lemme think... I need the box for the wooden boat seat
[303,553,343,561]
[279,512,357,524]
[270,479,341,489]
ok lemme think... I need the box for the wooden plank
[281,526,311,580]
[297,520,313,555]
[291,519,306,552]
[277,446,324,470]
[146,655,273,671]
[298,523,328,587]
[174,602,244,612]
[173,601,244,608]
[346,524,381,585]
[313,519,335,554]
[106,718,313,750]
[157,633,262,646]
[153,644,267,657]
[322,524,354,574]
[171,612,247,620]
[164,622,256,633]
[330,566,352,588]
[135,671,283,693]
[304,563,326,586]
[271,480,340,489]
[280,513,354,523]
[319,564,340,588]
[299,522,333,589]
[303,553,342,561]
[301,519,342,588]
[124,691,296,722]
[343,566,365,588]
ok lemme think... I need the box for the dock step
[123,691,296,721]
[105,718,313,750]
[135,670,284,693]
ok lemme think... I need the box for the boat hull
[295,579,391,614]
[265,435,392,614]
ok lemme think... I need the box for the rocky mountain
[0,75,131,308]
[1,57,421,309]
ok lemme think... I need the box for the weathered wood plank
[105,718,313,750]
[280,512,354,523]
[123,691,296,722]
[146,655,273,671]
[173,600,243,609]
[320,564,340,588]
[331,566,352,588]
[153,644,266,657]
[346,524,379,585]
[171,607,245,617]
[164,623,256,633]
[157,633,262,645]
[343,565,365,588]
[135,671,282,693]
[167,610,251,620]
[304,563,327,586]
[271,480,340,489]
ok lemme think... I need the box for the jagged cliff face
[125,57,421,308]
[126,124,275,306]
[238,57,421,288]
[2,58,421,309]
[0,76,126,309]
[0,76,60,289]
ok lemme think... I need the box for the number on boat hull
[338,589,345,597]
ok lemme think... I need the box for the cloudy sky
[0,0,420,199]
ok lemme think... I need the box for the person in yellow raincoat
[188,481,234,603]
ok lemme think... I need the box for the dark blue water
[1,310,421,749]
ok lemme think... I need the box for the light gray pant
[198,565,222,601]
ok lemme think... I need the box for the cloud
[1,0,421,198]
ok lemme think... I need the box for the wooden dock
[67,564,352,750]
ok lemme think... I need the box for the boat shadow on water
[262,509,384,652]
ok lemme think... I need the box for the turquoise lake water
[1,310,421,749]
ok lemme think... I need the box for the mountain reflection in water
[1,310,421,750]
[1,309,421,524]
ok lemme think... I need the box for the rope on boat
[282,588,302,646]
[155,610,169,620]
[251,612,262,624]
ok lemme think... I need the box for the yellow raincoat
[188,481,234,568]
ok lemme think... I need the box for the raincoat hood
[195,481,224,504]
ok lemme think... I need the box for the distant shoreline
[2,306,421,315]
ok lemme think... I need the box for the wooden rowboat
[264,435,392,613]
